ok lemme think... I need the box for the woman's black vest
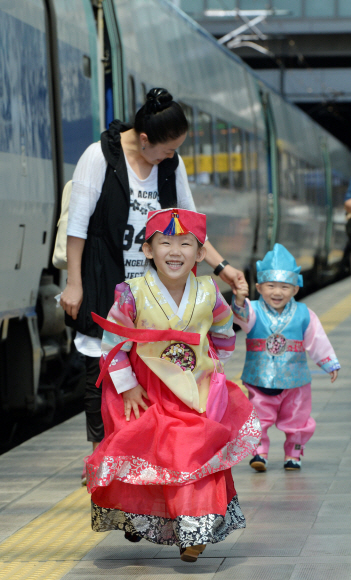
[66,120,178,338]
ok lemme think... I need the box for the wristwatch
[213,259,229,276]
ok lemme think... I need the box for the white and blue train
[0,0,350,419]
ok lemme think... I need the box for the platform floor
[1,278,351,580]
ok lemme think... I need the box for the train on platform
[1,0,350,423]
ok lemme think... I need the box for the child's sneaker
[124,531,142,543]
[249,454,268,472]
[284,458,301,471]
[180,544,206,562]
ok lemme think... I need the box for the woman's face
[140,132,187,165]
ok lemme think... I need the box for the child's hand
[330,370,338,383]
[122,384,149,421]
[233,281,249,307]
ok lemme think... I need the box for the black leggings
[84,356,104,443]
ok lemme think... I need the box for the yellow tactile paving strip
[0,488,108,580]
[317,293,351,334]
[1,292,351,580]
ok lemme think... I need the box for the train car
[0,0,350,422]
[0,0,99,423]
[265,87,349,284]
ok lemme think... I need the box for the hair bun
[145,88,173,114]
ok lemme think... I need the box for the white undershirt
[151,269,191,320]
[67,141,196,357]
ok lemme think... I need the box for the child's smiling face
[142,232,206,285]
[256,281,299,313]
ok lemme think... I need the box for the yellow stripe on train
[182,153,244,176]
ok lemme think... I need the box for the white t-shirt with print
[122,158,160,280]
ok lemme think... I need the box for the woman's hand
[219,264,246,294]
[203,240,247,293]
[60,236,86,319]
[122,384,149,421]
[330,370,338,383]
[60,282,83,320]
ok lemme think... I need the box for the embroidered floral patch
[266,333,287,356]
[160,342,196,371]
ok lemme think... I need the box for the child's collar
[259,295,297,334]
[149,268,191,317]
[259,295,296,318]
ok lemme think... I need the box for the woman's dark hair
[134,88,188,144]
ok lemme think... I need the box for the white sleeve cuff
[216,349,233,365]
[176,156,196,211]
[109,366,139,394]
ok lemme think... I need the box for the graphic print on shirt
[123,162,161,280]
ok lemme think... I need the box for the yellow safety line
[0,488,108,580]
[1,291,351,580]
[317,293,351,334]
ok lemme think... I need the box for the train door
[100,0,124,128]
[260,91,279,250]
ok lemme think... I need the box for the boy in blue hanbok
[232,244,340,471]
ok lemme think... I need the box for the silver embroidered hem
[91,494,245,548]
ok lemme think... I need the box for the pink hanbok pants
[246,383,316,458]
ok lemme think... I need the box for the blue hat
[256,244,303,287]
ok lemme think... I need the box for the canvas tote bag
[52,180,72,269]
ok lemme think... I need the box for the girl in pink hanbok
[85,208,261,562]
[232,244,340,472]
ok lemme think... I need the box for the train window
[243,132,252,191]
[179,103,196,182]
[256,135,268,197]
[196,111,213,185]
[248,132,258,192]
[289,154,297,200]
[279,150,290,199]
[82,55,91,78]
[141,82,147,104]
[298,159,307,203]
[128,75,136,123]
[214,119,229,188]
[305,163,317,206]
[230,126,245,191]
[280,152,302,201]
[315,166,326,206]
